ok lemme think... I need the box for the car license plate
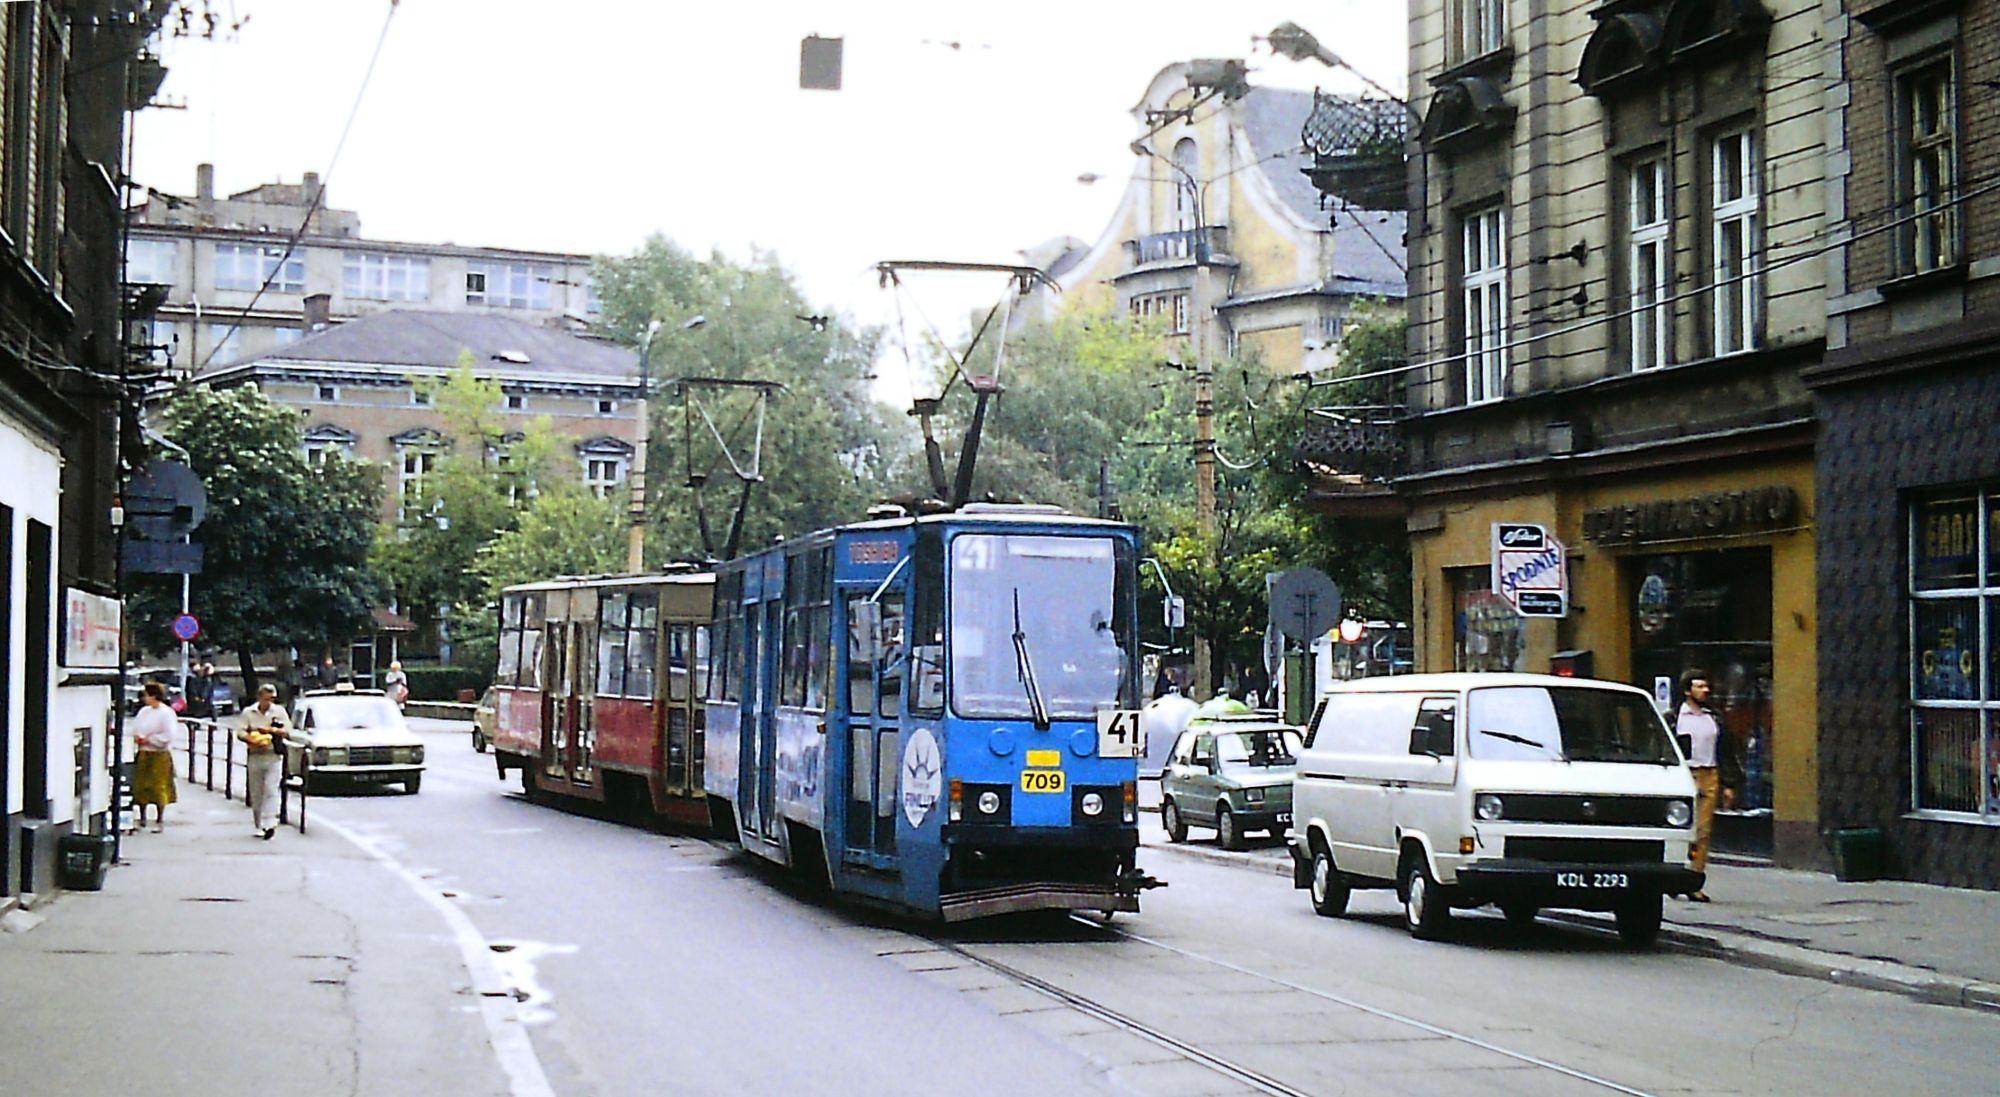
[350,771,397,783]
[1020,769,1065,794]
[1555,871,1629,889]
[1275,812,1292,824]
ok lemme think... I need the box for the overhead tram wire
[194,0,402,374]
[1310,170,2000,394]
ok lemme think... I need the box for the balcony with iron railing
[1301,91,1409,211]
[1296,404,1406,518]
[1118,226,1232,272]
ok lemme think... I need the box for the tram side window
[626,590,659,699]
[909,530,946,715]
[597,591,629,697]
[712,571,742,703]
[519,593,545,690]
[782,553,810,708]
[692,624,712,700]
[668,624,690,703]
[497,594,523,686]
[805,546,832,711]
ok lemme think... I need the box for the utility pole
[626,332,652,573]
[1192,229,1218,701]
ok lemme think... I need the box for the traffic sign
[170,613,202,643]
[1269,568,1341,645]
[1491,522,1568,618]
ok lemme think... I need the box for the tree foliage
[128,385,380,686]
[593,237,896,563]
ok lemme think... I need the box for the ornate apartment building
[1321,0,1835,865]
[1025,61,1406,374]
[126,162,600,374]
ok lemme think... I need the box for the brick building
[1808,0,2000,886]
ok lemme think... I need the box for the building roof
[204,310,638,385]
[1240,87,1409,292]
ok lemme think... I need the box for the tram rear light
[1122,781,1137,823]
[949,778,964,822]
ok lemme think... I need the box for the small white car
[286,688,426,794]
[1290,673,1701,946]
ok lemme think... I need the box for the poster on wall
[63,588,122,669]
[1490,523,1569,618]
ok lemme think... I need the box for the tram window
[692,625,712,699]
[498,594,523,685]
[626,590,659,698]
[781,554,809,708]
[519,593,545,689]
[909,530,945,716]
[597,591,629,696]
[668,625,690,703]
[878,594,904,719]
[712,572,741,702]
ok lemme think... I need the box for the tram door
[739,595,782,842]
[542,598,569,780]
[843,591,904,863]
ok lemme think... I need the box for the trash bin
[1829,827,1887,883]
[57,832,114,891]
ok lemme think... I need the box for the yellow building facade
[1024,62,1404,372]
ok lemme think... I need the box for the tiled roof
[207,309,637,381]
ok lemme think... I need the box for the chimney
[303,293,331,333]
[303,171,321,205]
[196,163,214,202]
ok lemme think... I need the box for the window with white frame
[343,251,432,301]
[585,457,626,498]
[125,238,177,285]
[1898,58,1958,275]
[1628,156,1671,370]
[316,382,339,401]
[1459,0,1505,59]
[1909,492,2000,817]
[213,243,305,293]
[1172,138,1200,233]
[506,393,526,411]
[207,324,243,365]
[398,447,437,522]
[465,261,555,309]
[1710,130,1760,356]
[412,386,432,406]
[597,399,617,415]
[1461,206,1507,404]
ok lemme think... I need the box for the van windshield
[1465,687,1677,764]
[1215,729,1301,769]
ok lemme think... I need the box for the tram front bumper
[939,825,1151,921]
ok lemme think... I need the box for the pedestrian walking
[131,682,179,833]
[239,685,291,840]
[384,660,409,709]
[1675,669,1720,902]
[185,662,215,721]
[318,656,340,689]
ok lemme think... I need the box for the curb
[1144,839,2000,1017]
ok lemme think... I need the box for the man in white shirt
[1676,671,1721,902]
[239,685,291,839]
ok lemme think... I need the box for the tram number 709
[1020,769,1066,794]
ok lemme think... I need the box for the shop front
[1408,458,1819,865]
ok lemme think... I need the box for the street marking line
[314,813,556,1097]
[1080,916,1659,1097]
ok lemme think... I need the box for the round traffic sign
[170,613,202,643]
[1269,568,1341,645]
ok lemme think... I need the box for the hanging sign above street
[1491,522,1568,618]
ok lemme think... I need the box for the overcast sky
[134,1,1405,393]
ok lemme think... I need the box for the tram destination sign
[1491,522,1568,618]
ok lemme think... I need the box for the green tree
[449,490,627,674]
[593,236,896,562]
[128,385,381,691]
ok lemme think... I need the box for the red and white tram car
[489,572,716,828]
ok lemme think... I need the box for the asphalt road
[303,718,2000,1097]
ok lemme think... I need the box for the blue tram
[704,503,1153,920]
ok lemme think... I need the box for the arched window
[1172,138,1200,233]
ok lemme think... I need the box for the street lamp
[628,314,705,572]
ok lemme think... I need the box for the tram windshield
[950,533,1134,720]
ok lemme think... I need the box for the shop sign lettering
[1583,486,1798,546]
[1491,522,1568,618]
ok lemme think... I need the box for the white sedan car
[286,688,426,794]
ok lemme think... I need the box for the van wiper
[1012,588,1051,730]
[1478,728,1551,751]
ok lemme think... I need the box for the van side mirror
[852,601,882,663]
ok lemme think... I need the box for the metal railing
[173,717,311,834]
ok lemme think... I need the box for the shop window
[1629,548,1774,818]
[1448,566,1523,672]
[1910,494,1997,816]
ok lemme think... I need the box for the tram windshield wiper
[1012,588,1052,730]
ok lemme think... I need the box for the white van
[1289,673,1701,946]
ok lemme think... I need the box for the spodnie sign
[1491,522,1568,618]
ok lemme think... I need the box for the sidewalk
[1137,810,2000,1015]
[0,788,515,1096]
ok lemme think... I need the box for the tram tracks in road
[933,914,1661,1097]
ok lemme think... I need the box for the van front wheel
[1309,847,1349,917]
[1402,857,1452,940]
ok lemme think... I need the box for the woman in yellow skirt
[131,681,179,832]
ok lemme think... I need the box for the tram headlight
[977,790,1001,816]
[1081,792,1104,817]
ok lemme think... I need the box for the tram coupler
[1119,866,1167,894]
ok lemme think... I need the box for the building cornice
[202,359,641,395]
[1395,417,1815,502]
[1807,312,2000,390]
